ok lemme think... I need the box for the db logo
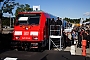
[24,32,29,35]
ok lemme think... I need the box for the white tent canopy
[83,21,90,24]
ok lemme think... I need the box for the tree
[63,17,81,24]
[0,0,4,33]
[2,0,19,15]
[15,4,33,17]
[0,0,4,2]
[0,0,4,18]
[2,17,10,26]
[63,17,70,22]
[1,0,19,27]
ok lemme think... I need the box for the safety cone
[82,40,86,56]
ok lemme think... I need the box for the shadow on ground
[0,33,12,53]
[0,50,90,60]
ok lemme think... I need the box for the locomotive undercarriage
[11,40,48,51]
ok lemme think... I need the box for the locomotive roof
[18,11,56,16]
[18,11,57,19]
[18,11,45,14]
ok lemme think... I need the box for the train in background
[11,11,72,51]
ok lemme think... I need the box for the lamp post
[13,17,14,27]
[9,15,11,28]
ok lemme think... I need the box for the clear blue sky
[5,0,90,19]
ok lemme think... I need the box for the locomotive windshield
[16,14,40,25]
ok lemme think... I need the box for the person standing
[56,17,62,25]
[86,30,90,48]
[62,31,67,48]
[55,17,62,35]
[50,18,55,35]
[68,32,72,46]
[77,28,82,48]
[72,31,77,45]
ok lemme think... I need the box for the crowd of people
[62,23,90,48]
[77,24,90,48]
[47,17,90,49]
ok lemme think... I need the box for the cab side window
[46,18,51,26]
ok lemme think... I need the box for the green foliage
[2,0,18,15]
[1,0,33,26]
[2,17,15,26]
[63,17,81,23]
[0,0,4,2]
[15,4,33,17]
[2,17,10,26]
[83,18,90,23]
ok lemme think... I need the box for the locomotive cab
[12,11,50,51]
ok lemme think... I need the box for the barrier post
[82,40,86,56]
[70,45,76,55]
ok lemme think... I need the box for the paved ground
[64,45,90,57]
[0,33,90,60]
[0,50,90,60]
[0,47,90,60]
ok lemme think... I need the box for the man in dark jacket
[50,18,55,35]
[51,18,55,25]
[56,17,62,25]
[55,17,62,35]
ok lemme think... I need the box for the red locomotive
[12,11,57,51]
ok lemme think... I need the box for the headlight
[15,36,20,39]
[14,31,22,35]
[26,27,28,30]
[30,31,38,36]
[32,36,38,40]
